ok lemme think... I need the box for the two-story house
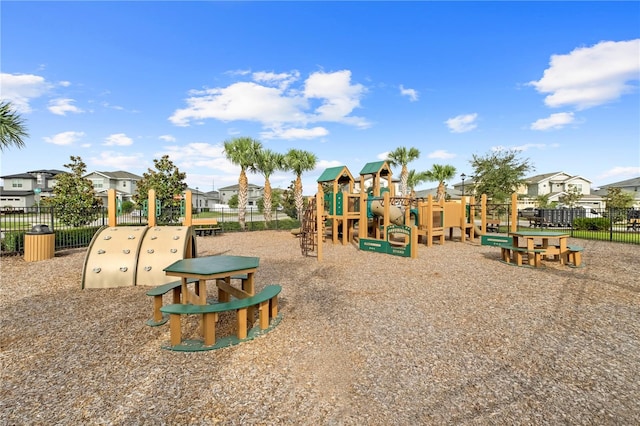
[218,183,264,206]
[0,169,65,209]
[83,171,143,206]
[592,176,640,208]
[451,171,605,209]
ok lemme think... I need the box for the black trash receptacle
[24,224,55,262]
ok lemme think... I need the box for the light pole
[461,173,466,197]
[195,187,199,214]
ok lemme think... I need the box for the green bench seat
[565,245,584,268]
[160,285,282,349]
[496,243,547,267]
[146,278,199,326]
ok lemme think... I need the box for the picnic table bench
[486,219,500,233]
[160,284,282,350]
[496,243,547,267]
[187,218,222,236]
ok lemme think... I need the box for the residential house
[0,169,65,209]
[451,171,605,209]
[592,176,640,207]
[218,183,264,206]
[84,171,142,206]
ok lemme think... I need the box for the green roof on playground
[317,166,351,182]
[359,161,389,175]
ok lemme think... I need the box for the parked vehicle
[518,207,536,218]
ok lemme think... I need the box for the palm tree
[406,169,429,198]
[0,101,28,151]
[223,137,262,230]
[386,146,420,196]
[254,148,285,228]
[284,148,318,221]
[424,164,457,201]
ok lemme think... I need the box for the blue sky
[1,1,639,195]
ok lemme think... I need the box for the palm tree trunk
[437,181,446,202]
[294,176,303,221]
[401,165,409,196]
[238,169,248,230]
[263,179,272,228]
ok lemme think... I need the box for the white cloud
[162,143,233,173]
[43,131,85,146]
[529,39,640,110]
[377,151,389,160]
[530,112,575,130]
[316,159,343,170]
[48,98,83,115]
[399,84,418,101]
[0,73,50,113]
[427,150,456,159]
[511,143,555,151]
[88,151,146,170]
[170,69,370,135]
[598,166,640,180]
[445,113,478,133]
[159,134,176,142]
[58,81,71,87]
[261,126,329,140]
[104,133,133,146]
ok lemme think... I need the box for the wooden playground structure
[299,161,515,261]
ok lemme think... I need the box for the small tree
[224,137,262,230]
[424,164,457,201]
[49,156,102,227]
[227,194,239,209]
[254,148,285,228]
[470,149,533,204]
[604,187,634,209]
[386,146,420,196]
[406,170,429,198]
[534,194,552,208]
[558,185,583,207]
[135,155,187,222]
[284,148,317,221]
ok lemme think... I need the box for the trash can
[24,224,55,262]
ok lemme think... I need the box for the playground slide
[370,200,404,226]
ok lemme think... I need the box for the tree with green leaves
[135,155,187,223]
[604,187,634,209]
[224,137,262,230]
[254,148,285,228]
[470,149,533,205]
[558,185,583,207]
[386,146,420,196]
[48,156,101,227]
[406,169,429,198]
[424,164,457,201]
[0,101,28,151]
[284,148,317,220]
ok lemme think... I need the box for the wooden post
[183,190,193,226]
[316,192,324,262]
[511,192,518,233]
[481,194,487,234]
[148,189,157,227]
[460,196,466,243]
[108,189,117,227]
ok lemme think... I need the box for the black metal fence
[480,204,640,245]
[1,206,299,256]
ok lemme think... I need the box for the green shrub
[573,217,610,231]
[2,231,25,252]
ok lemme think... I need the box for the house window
[91,179,103,189]
[122,181,127,187]
[11,179,22,188]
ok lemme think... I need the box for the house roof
[88,171,143,180]
[218,183,263,191]
[598,176,640,188]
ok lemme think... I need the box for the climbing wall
[135,226,195,287]
[82,226,196,289]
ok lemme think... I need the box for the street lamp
[460,173,466,196]
[195,187,199,214]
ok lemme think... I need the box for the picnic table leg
[237,307,248,339]
[246,273,256,323]
[203,312,217,346]
[169,313,182,346]
[218,277,231,302]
